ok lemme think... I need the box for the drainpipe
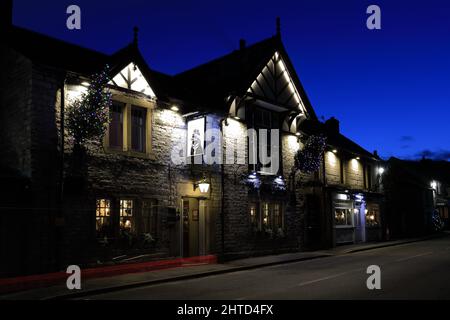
[59,75,66,207]
[56,72,66,270]
[219,118,227,262]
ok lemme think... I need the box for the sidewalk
[1,233,447,300]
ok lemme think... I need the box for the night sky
[13,0,450,160]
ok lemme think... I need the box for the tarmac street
[82,236,450,300]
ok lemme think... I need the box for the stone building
[0,1,384,277]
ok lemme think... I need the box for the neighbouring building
[299,118,385,248]
[383,158,450,238]
[0,1,384,277]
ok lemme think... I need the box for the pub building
[0,0,384,277]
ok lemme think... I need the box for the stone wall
[324,151,341,185]
[0,47,32,177]
[0,48,61,276]
[345,158,365,189]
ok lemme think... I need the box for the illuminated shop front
[332,192,382,245]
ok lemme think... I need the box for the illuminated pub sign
[187,117,205,157]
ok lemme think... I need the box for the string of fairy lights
[66,66,112,146]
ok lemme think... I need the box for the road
[84,236,450,300]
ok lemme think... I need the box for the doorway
[354,202,367,243]
[181,198,208,257]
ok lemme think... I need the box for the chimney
[373,150,379,157]
[239,39,246,50]
[325,117,340,134]
[276,17,281,37]
[1,0,13,30]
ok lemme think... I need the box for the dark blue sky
[13,0,450,160]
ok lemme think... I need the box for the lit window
[366,205,380,227]
[96,199,111,238]
[335,208,353,226]
[259,202,284,232]
[120,199,134,232]
[273,203,283,230]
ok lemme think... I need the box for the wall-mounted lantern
[194,176,210,194]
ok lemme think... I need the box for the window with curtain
[131,106,147,153]
[109,102,124,148]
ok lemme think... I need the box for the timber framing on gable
[247,52,308,116]
[110,62,156,99]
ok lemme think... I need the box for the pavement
[1,232,448,300]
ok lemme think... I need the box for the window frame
[108,101,125,149]
[119,199,135,233]
[334,207,354,228]
[249,201,284,233]
[104,93,154,159]
[365,204,381,227]
[96,198,113,239]
[131,106,147,153]
[142,199,159,238]
[251,107,281,176]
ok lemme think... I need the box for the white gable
[247,52,307,115]
[110,63,156,98]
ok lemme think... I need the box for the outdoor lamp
[194,176,210,193]
[198,181,210,193]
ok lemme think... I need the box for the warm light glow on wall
[351,158,359,171]
[159,109,184,126]
[286,135,300,152]
[198,182,210,193]
[327,151,337,167]
[67,85,88,102]
[226,118,244,135]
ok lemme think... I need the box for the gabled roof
[7,26,108,76]
[5,26,175,100]
[174,36,317,119]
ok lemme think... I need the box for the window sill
[105,147,155,160]
[334,225,355,229]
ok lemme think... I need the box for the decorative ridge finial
[276,17,281,37]
[133,26,139,46]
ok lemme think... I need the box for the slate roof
[6,24,376,159]
[388,157,450,184]
[5,26,177,101]
[7,26,108,76]
[174,35,317,119]
[300,119,379,160]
